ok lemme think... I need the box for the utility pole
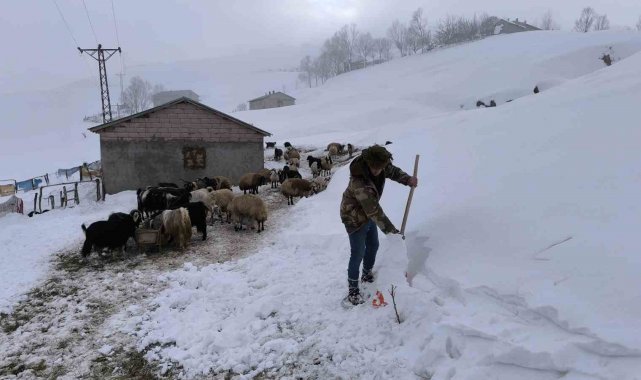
[78,44,121,123]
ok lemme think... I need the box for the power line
[110,0,125,104]
[52,0,79,47]
[51,0,95,80]
[110,0,120,46]
[82,0,99,45]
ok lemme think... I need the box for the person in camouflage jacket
[340,145,418,305]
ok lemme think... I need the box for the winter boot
[361,269,375,283]
[345,287,365,306]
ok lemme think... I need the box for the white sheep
[270,169,279,188]
[310,161,320,178]
[320,156,333,176]
[229,194,268,233]
[211,189,234,223]
[161,208,192,249]
[312,176,330,192]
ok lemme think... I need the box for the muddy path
[0,186,292,380]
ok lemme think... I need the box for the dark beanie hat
[362,145,392,169]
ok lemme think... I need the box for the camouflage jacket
[340,155,411,234]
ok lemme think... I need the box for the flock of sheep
[78,141,354,258]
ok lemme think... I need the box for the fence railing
[34,178,103,213]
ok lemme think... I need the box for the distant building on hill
[493,18,541,35]
[248,91,296,110]
[152,90,200,107]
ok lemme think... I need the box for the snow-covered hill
[108,31,641,378]
[3,30,641,378]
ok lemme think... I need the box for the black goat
[158,182,179,188]
[81,211,139,256]
[274,148,283,161]
[307,155,322,168]
[138,187,191,217]
[265,141,276,149]
[183,202,207,241]
[279,166,302,183]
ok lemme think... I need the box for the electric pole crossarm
[78,44,122,123]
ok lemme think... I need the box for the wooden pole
[74,182,79,205]
[400,155,419,238]
[38,187,43,212]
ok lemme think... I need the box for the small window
[183,147,206,169]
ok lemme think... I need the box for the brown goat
[281,178,315,205]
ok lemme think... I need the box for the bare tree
[574,7,596,32]
[232,103,247,112]
[299,55,313,88]
[408,8,431,54]
[374,38,393,62]
[388,20,409,57]
[348,23,360,66]
[122,76,153,114]
[356,32,375,62]
[637,15,641,31]
[436,15,459,45]
[479,14,499,36]
[539,10,559,30]
[593,14,610,31]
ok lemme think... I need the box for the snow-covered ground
[0,183,136,312]
[2,30,641,378]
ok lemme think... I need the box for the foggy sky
[2,0,641,94]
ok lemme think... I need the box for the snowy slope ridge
[108,31,641,378]
[241,31,641,145]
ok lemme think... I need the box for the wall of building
[101,139,263,193]
[97,101,266,193]
[249,95,295,110]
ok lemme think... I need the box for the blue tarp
[16,178,43,191]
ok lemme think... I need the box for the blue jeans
[347,219,379,289]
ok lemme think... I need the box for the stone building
[248,91,295,110]
[89,97,270,194]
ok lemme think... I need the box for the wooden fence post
[95,179,101,201]
[33,193,37,214]
[74,182,79,205]
[38,187,43,212]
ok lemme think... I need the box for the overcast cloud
[2,0,641,93]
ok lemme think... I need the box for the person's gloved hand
[407,176,418,187]
[383,224,400,235]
